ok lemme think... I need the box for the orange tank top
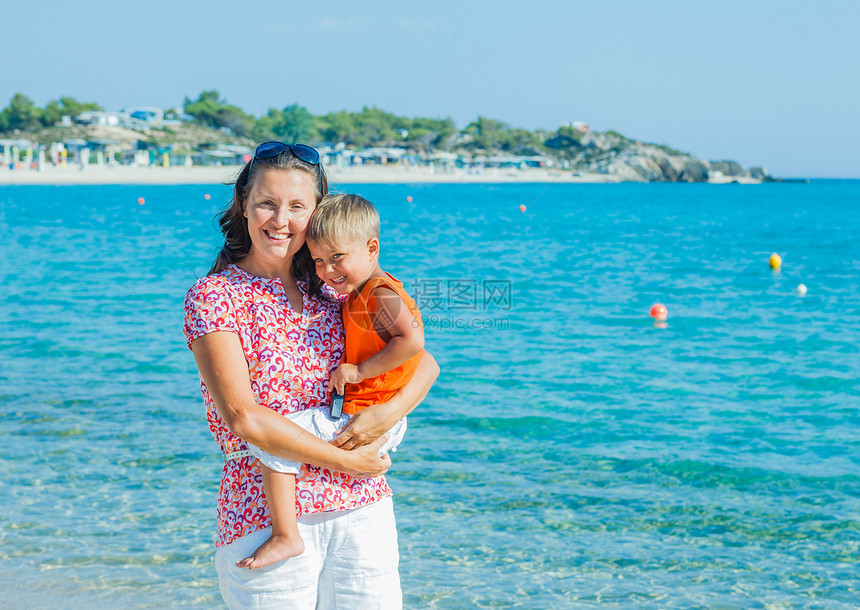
[342,273,424,415]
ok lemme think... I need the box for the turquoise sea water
[1,181,858,608]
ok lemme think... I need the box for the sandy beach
[0,164,627,185]
[0,164,767,185]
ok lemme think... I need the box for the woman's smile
[265,230,294,242]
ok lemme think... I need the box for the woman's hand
[332,405,398,451]
[332,351,439,451]
[340,434,392,477]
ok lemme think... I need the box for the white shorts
[248,407,407,474]
[216,496,402,609]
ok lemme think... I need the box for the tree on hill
[542,126,587,161]
[314,110,357,145]
[313,107,389,147]
[312,107,456,149]
[41,97,102,126]
[255,104,314,143]
[496,128,543,154]
[463,116,509,151]
[0,94,105,132]
[402,116,457,149]
[0,93,42,132]
[349,106,400,147]
[183,90,254,137]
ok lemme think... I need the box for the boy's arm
[358,286,424,380]
[331,286,424,393]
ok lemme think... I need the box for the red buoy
[649,303,668,321]
[519,204,527,213]
[406,196,413,202]
[204,193,211,200]
[137,197,145,205]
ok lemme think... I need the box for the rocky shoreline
[552,130,773,183]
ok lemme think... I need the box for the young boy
[238,193,425,569]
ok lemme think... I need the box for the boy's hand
[331,363,363,394]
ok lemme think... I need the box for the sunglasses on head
[249,142,323,191]
[252,142,320,166]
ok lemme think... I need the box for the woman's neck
[237,255,296,284]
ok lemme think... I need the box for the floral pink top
[183,264,393,547]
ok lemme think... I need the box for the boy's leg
[236,464,305,569]
[295,406,351,443]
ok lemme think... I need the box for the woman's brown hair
[208,150,329,298]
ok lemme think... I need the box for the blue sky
[3,0,858,177]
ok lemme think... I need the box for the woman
[183,142,439,608]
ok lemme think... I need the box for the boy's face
[308,237,380,295]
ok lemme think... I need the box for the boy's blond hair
[307,193,380,247]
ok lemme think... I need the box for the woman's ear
[367,237,380,260]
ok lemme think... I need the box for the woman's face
[243,168,317,274]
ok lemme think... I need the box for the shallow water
[1,181,858,608]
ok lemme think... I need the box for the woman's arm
[191,331,390,477]
[331,351,440,451]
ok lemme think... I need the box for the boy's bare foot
[236,534,305,569]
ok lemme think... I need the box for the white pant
[215,496,402,609]
[249,407,407,475]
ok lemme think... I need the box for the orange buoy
[519,204,527,213]
[649,303,668,321]
[137,197,145,205]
